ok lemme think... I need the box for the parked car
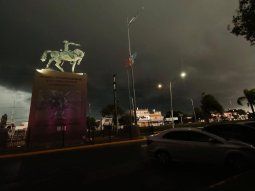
[203,123,255,146]
[146,128,255,170]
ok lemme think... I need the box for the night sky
[0,0,253,121]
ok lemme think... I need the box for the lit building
[135,108,164,127]
[210,109,249,122]
[99,117,113,130]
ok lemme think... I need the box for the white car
[146,128,255,170]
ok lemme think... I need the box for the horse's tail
[40,50,51,62]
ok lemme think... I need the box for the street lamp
[169,71,187,128]
[157,83,163,89]
[158,72,187,128]
[127,7,144,126]
[180,71,187,79]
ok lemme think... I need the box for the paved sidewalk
[207,170,255,191]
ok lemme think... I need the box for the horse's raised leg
[55,60,64,72]
[46,58,54,68]
[77,57,82,65]
[72,62,76,73]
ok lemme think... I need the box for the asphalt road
[0,141,239,191]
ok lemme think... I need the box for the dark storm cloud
[0,0,254,117]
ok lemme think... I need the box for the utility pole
[190,98,197,122]
[113,74,118,132]
[169,81,175,128]
[127,7,144,126]
[127,17,137,126]
[11,99,15,123]
[126,70,133,138]
[126,70,132,125]
[88,103,91,141]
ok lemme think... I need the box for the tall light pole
[159,71,187,128]
[169,81,174,128]
[113,74,118,131]
[126,70,132,128]
[127,7,144,126]
[127,21,137,125]
[189,98,197,122]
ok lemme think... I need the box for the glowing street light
[170,71,188,128]
[157,83,163,89]
[157,71,187,128]
[180,71,187,79]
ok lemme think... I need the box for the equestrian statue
[40,40,85,73]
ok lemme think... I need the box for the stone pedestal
[27,69,87,148]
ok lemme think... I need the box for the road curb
[0,138,146,159]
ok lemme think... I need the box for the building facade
[136,109,164,127]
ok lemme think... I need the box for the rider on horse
[63,40,80,51]
[41,40,85,73]
[62,40,81,59]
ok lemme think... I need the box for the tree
[165,110,187,124]
[200,93,224,118]
[0,114,7,128]
[86,116,97,142]
[101,104,124,117]
[237,89,255,116]
[194,107,205,120]
[165,110,186,118]
[230,0,255,44]
[87,116,97,129]
[118,114,134,126]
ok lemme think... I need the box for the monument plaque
[27,69,87,147]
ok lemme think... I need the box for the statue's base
[27,69,87,148]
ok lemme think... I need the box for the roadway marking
[207,171,247,190]
[0,138,146,159]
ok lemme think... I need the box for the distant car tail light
[147,139,154,145]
